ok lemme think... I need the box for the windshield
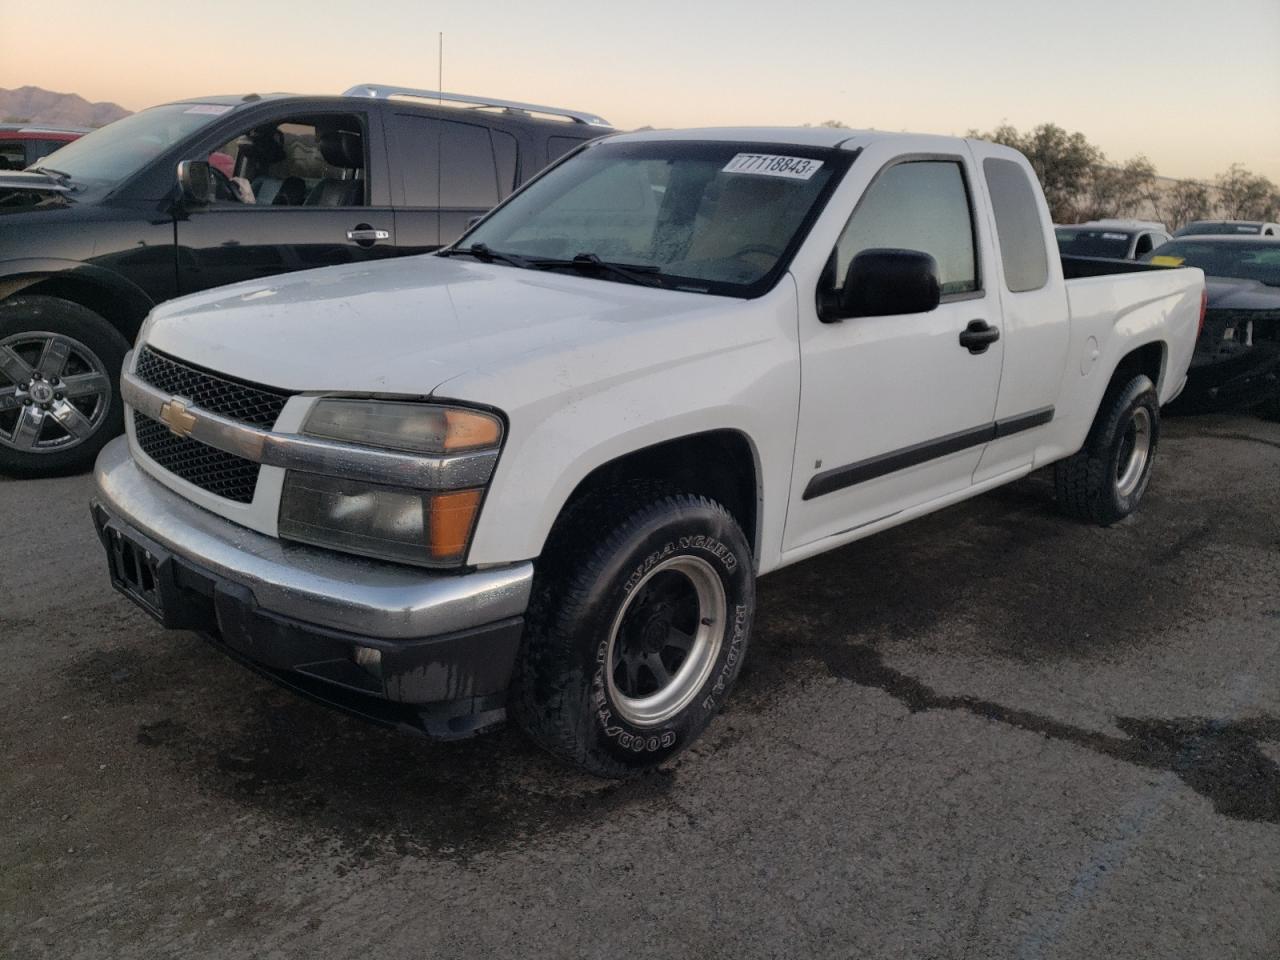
[1175,221,1262,236]
[29,102,232,190]
[1143,239,1280,285]
[459,140,851,297]
[1055,228,1134,259]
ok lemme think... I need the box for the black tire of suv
[513,488,755,778]
[0,296,130,478]
[1257,395,1280,423]
[1054,373,1160,526]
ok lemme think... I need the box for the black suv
[0,84,613,476]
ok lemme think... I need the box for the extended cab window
[395,116,510,208]
[984,158,1049,292]
[207,114,367,207]
[440,120,500,208]
[835,160,978,296]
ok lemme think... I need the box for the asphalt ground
[3,413,1278,959]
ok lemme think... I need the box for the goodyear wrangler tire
[1054,373,1159,526]
[514,491,754,778]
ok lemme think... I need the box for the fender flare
[0,258,156,335]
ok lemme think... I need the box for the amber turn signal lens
[443,410,503,451]
[428,488,483,561]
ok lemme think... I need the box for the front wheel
[1054,373,1160,526]
[513,490,755,778]
[0,296,129,478]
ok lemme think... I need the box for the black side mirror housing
[177,159,213,205]
[822,248,942,321]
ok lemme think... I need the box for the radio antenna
[435,31,444,245]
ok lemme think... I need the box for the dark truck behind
[0,84,613,477]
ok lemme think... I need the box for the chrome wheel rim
[605,555,727,727]
[0,332,111,454]
[1115,406,1152,498]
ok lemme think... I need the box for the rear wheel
[513,488,755,778]
[1258,395,1280,422]
[0,296,128,478]
[1054,373,1160,526]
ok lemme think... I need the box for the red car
[0,125,86,170]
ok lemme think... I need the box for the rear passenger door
[389,114,518,252]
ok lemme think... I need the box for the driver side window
[834,160,979,296]
[206,113,368,207]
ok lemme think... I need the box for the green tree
[1160,179,1212,231]
[969,123,1103,222]
[1083,155,1157,220]
[1215,164,1279,220]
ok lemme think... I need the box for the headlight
[278,400,502,567]
[301,399,501,453]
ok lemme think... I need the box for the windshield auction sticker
[722,153,824,180]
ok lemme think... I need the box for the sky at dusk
[3,0,1278,182]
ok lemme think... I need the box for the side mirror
[177,159,213,205]
[824,248,942,321]
[465,215,484,231]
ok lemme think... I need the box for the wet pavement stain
[821,641,1280,825]
[129,678,679,865]
[57,640,682,865]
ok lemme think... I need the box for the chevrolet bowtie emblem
[159,399,197,438]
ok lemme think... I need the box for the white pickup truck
[92,127,1205,777]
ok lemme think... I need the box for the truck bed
[1060,255,1204,408]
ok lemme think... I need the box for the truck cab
[91,127,1205,777]
[0,85,613,477]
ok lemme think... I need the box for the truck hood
[140,254,732,395]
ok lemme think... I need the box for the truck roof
[155,86,613,129]
[607,126,997,155]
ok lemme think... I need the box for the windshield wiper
[437,243,533,269]
[29,166,75,185]
[531,253,665,288]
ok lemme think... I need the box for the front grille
[133,413,261,503]
[132,347,295,504]
[134,347,292,426]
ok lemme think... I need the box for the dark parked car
[0,84,613,476]
[0,124,86,170]
[1142,236,1280,417]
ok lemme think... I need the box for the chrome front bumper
[92,436,533,640]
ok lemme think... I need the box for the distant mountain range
[0,86,131,128]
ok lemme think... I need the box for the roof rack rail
[341,84,611,127]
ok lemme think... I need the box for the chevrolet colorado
[91,127,1205,776]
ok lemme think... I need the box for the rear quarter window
[983,157,1049,293]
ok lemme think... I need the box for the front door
[783,152,1005,553]
[175,110,396,294]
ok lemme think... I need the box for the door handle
[347,226,390,245]
[959,320,1000,354]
